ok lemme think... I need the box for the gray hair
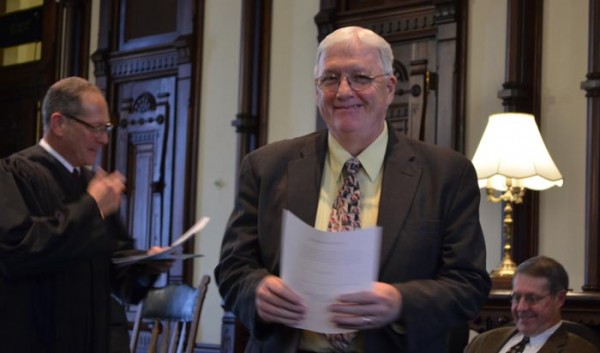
[41,76,102,132]
[515,255,569,294]
[314,26,394,77]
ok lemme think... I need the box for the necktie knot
[343,157,360,176]
[507,336,529,353]
[72,168,80,178]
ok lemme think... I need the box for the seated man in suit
[466,255,598,353]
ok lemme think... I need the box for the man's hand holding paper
[279,210,382,334]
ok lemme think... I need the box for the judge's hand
[329,282,402,330]
[142,246,174,274]
[255,275,305,326]
[87,168,126,217]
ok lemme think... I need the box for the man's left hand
[328,282,402,330]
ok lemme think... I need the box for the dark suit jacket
[215,126,491,353]
[465,325,599,353]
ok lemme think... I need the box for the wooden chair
[130,275,211,353]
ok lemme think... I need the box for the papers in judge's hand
[112,217,209,266]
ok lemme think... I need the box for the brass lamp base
[490,257,517,290]
[490,257,517,278]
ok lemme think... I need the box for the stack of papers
[112,217,209,266]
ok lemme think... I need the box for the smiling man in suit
[215,26,491,353]
[466,256,598,353]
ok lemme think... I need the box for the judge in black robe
[0,77,161,353]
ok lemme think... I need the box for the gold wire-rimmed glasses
[315,72,391,92]
[509,292,551,306]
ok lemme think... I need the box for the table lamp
[472,112,563,280]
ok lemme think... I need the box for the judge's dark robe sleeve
[0,159,153,303]
[0,159,113,277]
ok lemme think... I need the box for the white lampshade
[472,113,564,191]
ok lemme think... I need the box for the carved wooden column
[581,0,600,292]
[232,0,272,166]
[497,0,544,267]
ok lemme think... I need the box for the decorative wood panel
[116,82,173,265]
[94,0,205,351]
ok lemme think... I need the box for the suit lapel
[377,128,422,268]
[538,326,568,353]
[286,128,424,269]
[287,131,327,226]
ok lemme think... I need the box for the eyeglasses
[509,292,551,306]
[315,72,390,92]
[62,113,113,135]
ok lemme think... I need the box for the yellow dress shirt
[299,125,388,352]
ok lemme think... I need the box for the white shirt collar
[39,138,78,174]
[501,321,562,353]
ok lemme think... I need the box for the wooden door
[115,78,175,270]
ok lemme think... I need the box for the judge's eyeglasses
[62,113,114,136]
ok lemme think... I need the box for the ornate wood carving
[110,49,179,78]
[95,1,205,350]
[116,87,172,257]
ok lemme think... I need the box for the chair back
[561,320,600,349]
[130,275,211,353]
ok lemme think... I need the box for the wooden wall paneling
[581,0,600,292]
[94,0,204,349]
[115,83,174,274]
[497,0,544,272]
[434,0,464,149]
[0,0,91,157]
[60,0,92,77]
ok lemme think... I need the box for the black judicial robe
[0,145,146,353]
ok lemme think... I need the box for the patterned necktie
[507,336,529,353]
[328,157,361,232]
[325,157,361,353]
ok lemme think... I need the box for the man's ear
[49,113,66,136]
[386,75,397,103]
[556,289,567,307]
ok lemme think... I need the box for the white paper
[112,217,210,266]
[280,210,381,334]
